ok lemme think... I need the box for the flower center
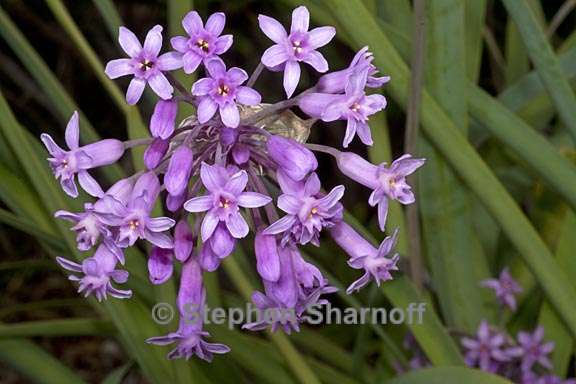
[308,207,318,219]
[62,159,69,169]
[217,85,230,96]
[196,38,210,52]
[129,220,140,230]
[139,59,154,71]
[350,103,361,112]
[218,197,231,209]
[292,40,303,54]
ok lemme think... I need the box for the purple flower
[300,69,387,147]
[95,173,175,248]
[264,172,344,246]
[55,203,110,252]
[461,320,510,373]
[266,134,318,181]
[258,6,335,97]
[165,146,194,196]
[208,222,236,258]
[255,232,281,281]
[170,11,233,74]
[144,137,169,170]
[150,100,178,139]
[147,257,230,361]
[192,58,261,128]
[56,244,131,301]
[330,222,399,293]
[507,327,554,372]
[148,246,174,285]
[317,46,390,94]
[184,163,271,241]
[244,245,335,334]
[337,152,425,231]
[481,268,523,311]
[41,112,124,198]
[105,25,182,104]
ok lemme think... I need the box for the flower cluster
[401,269,569,383]
[42,6,424,362]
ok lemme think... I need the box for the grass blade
[388,366,512,384]
[0,318,115,338]
[502,0,576,142]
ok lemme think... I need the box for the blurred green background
[0,0,575,383]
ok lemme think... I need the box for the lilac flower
[56,203,110,251]
[300,69,387,147]
[461,320,510,373]
[507,327,554,372]
[165,146,194,196]
[208,222,236,258]
[255,232,281,281]
[148,247,174,284]
[244,245,335,334]
[264,172,344,246]
[150,100,178,139]
[105,25,182,104]
[481,268,523,311]
[184,163,271,241]
[147,258,230,361]
[95,172,175,248]
[56,244,131,301]
[266,134,318,181]
[258,6,335,97]
[170,11,233,74]
[336,151,425,231]
[41,112,124,198]
[144,137,169,170]
[192,58,261,128]
[317,46,390,94]
[330,222,399,293]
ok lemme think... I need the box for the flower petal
[78,170,104,198]
[197,97,218,123]
[201,210,219,241]
[126,77,146,105]
[302,51,328,73]
[356,122,373,146]
[283,60,300,98]
[219,103,240,128]
[144,25,163,56]
[227,67,248,85]
[200,162,227,191]
[258,15,287,44]
[307,26,336,49]
[192,78,214,96]
[147,216,176,232]
[205,57,226,78]
[170,36,188,52]
[237,192,272,208]
[225,170,248,195]
[105,58,133,79]
[61,178,79,198]
[205,12,225,36]
[236,86,261,105]
[157,51,183,71]
[118,26,142,57]
[182,51,202,74]
[225,212,249,239]
[261,44,289,68]
[40,133,65,157]
[214,35,233,54]
[64,111,80,149]
[263,215,297,235]
[277,194,300,214]
[148,73,174,100]
[377,198,389,232]
[182,11,203,36]
[145,230,174,249]
[290,6,309,33]
[184,195,213,212]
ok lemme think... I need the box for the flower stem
[247,62,264,88]
[124,137,153,149]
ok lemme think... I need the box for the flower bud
[150,100,177,139]
[336,151,379,189]
[165,146,194,196]
[144,138,169,170]
[132,172,161,207]
[166,190,187,212]
[174,219,194,262]
[255,232,280,282]
[148,247,174,285]
[209,224,235,258]
[266,135,317,181]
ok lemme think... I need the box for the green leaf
[502,0,576,142]
[420,0,492,332]
[0,208,65,251]
[102,363,133,384]
[388,367,512,384]
[0,318,115,338]
[0,6,123,181]
[464,0,487,82]
[324,0,576,342]
[538,209,576,376]
[0,339,85,384]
